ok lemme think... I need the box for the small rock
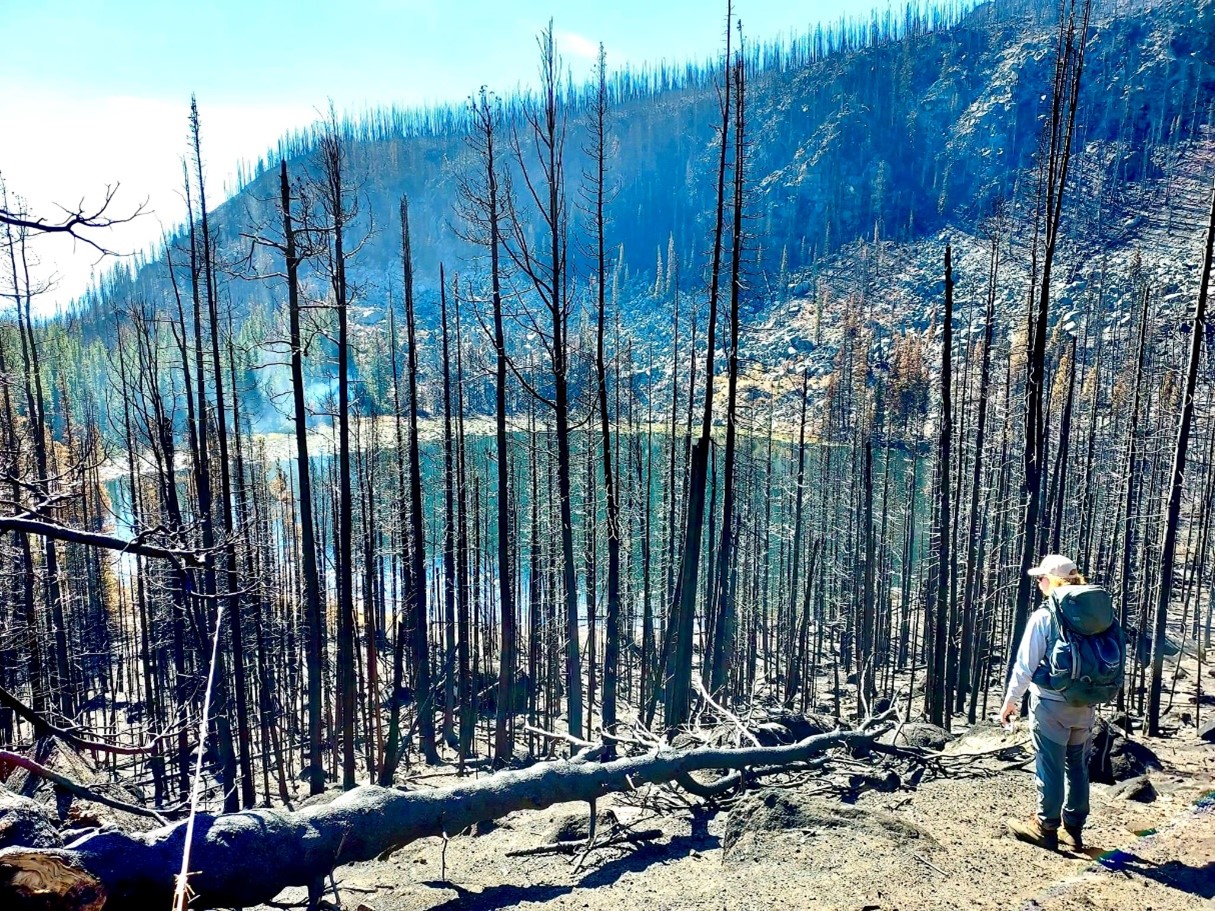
[1108,775,1157,803]
[543,808,619,843]
[848,770,901,793]
[1198,719,1215,744]
[470,818,502,836]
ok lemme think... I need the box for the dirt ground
[257,660,1215,911]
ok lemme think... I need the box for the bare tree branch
[0,516,206,567]
[0,184,147,256]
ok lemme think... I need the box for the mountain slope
[67,0,1215,423]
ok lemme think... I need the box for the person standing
[1000,553,1116,852]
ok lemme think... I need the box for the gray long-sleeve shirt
[1002,605,1066,711]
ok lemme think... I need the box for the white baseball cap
[1027,554,1078,578]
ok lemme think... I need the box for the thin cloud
[555,29,600,63]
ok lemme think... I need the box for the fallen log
[0,727,877,910]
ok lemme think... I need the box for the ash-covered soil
[260,704,1214,911]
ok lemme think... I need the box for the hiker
[999,554,1125,852]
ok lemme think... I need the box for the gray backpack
[1031,585,1126,707]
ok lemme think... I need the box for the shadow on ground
[1097,851,1215,901]
[418,825,722,911]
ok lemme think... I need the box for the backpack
[1031,584,1126,707]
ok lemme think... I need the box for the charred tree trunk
[665,4,733,729]
[318,123,358,790]
[1147,187,1215,734]
[440,267,459,750]
[1008,0,1091,684]
[927,245,953,726]
[280,160,326,796]
[587,45,623,750]
[401,198,439,764]
[956,231,999,715]
[709,37,746,697]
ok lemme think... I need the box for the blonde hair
[1040,570,1087,592]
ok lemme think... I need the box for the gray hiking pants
[1030,692,1094,830]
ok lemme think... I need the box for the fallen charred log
[0,727,879,910]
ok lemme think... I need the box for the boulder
[754,711,829,745]
[944,719,1027,760]
[1199,719,1215,744]
[1126,627,1180,664]
[753,722,794,746]
[879,722,955,751]
[1089,717,1162,784]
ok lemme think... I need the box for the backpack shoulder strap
[1030,601,1060,671]
[1044,593,1066,643]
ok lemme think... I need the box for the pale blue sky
[0,0,896,305]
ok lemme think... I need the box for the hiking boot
[1007,816,1059,851]
[1060,824,1084,851]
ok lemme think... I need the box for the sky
[1,0,891,309]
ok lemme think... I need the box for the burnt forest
[0,0,1213,908]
